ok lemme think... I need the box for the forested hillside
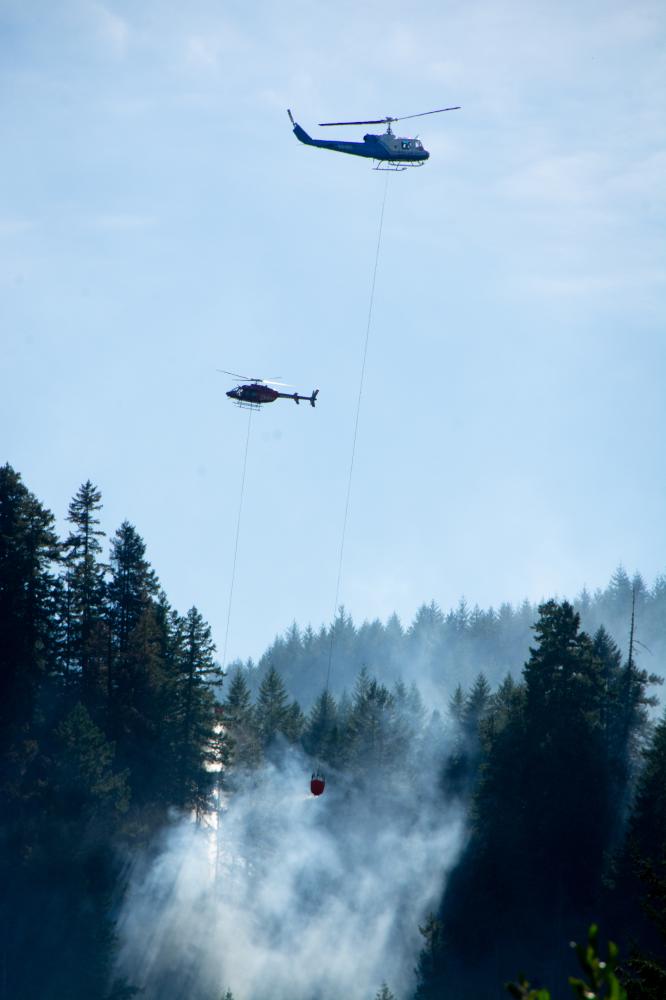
[232,566,666,710]
[0,465,226,998]
[2,463,666,1000]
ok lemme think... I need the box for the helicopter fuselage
[292,122,429,164]
[226,383,319,408]
[227,383,280,405]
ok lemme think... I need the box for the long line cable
[222,409,253,670]
[324,171,390,694]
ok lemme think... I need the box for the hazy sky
[3,0,665,664]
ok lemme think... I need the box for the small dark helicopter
[220,371,319,410]
[288,105,460,170]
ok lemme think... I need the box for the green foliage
[346,668,408,774]
[0,468,226,997]
[108,519,158,659]
[417,599,660,1000]
[303,689,340,764]
[63,480,107,703]
[172,606,229,813]
[52,702,129,819]
[0,463,61,742]
[506,978,551,1000]
[618,713,666,997]
[626,711,666,863]
[236,564,666,723]
[569,925,626,1000]
[255,665,302,750]
[374,983,397,1000]
[414,912,444,994]
[223,669,262,770]
[507,925,627,1000]
[4,467,666,1000]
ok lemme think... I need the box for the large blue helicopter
[288,105,460,170]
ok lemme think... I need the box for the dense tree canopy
[1,465,665,1000]
[0,467,227,999]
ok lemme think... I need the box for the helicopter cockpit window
[401,141,411,150]
[415,140,423,149]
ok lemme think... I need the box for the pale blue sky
[3,0,665,663]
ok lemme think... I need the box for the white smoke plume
[115,744,463,1000]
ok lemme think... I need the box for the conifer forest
[2,463,666,1000]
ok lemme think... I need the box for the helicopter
[220,371,319,410]
[287,105,460,170]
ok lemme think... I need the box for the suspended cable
[325,172,390,694]
[222,410,253,670]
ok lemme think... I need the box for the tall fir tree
[173,606,227,815]
[223,670,262,771]
[106,522,167,810]
[107,521,158,713]
[416,601,654,1000]
[303,689,339,764]
[1,702,130,1000]
[0,464,61,748]
[63,480,107,706]
[347,668,407,776]
[616,711,666,993]
[255,665,296,751]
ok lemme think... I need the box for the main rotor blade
[217,369,254,381]
[318,119,390,126]
[217,369,291,386]
[395,106,461,121]
[318,106,460,126]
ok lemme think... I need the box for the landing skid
[234,401,262,411]
[373,160,425,172]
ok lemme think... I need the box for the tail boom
[275,389,319,407]
[288,111,375,158]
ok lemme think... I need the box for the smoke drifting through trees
[3,464,666,999]
[115,748,463,1000]
[231,566,666,713]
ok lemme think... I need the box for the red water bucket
[310,776,325,796]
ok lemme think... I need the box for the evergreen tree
[519,602,609,917]
[463,673,491,739]
[283,698,305,743]
[488,673,518,725]
[444,674,492,799]
[407,601,444,665]
[417,601,653,1000]
[615,712,666,988]
[347,669,407,775]
[255,665,294,750]
[174,606,227,814]
[605,565,633,622]
[593,626,659,845]
[106,522,172,811]
[393,679,426,742]
[223,669,262,770]
[626,711,666,868]
[1,702,129,999]
[302,689,339,763]
[107,521,158,713]
[414,913,444,1000]
[447,683,465,725]
[63,480,107,705]
[0,464,60,747]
